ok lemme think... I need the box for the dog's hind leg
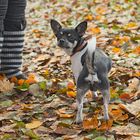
[101,89,110,120]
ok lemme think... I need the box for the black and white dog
[50,20,112,123]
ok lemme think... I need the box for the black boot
[1,30,26,79]
[0,35,4,72]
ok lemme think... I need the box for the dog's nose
[59,39,65,44]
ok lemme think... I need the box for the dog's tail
[85,37,99,83]
[86,37,96,74]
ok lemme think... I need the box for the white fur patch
[87,37,96,60]
[63,40,77,55]
[71,37,96,84]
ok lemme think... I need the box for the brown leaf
[0,124,16,133]
[127,78,140,93]
[119,100,140,116]
[83,116,98,130]
[0,78,14,93]
[117,114,129,121]
[54,126,80,135]
[110,109,123,120]
[97,119,113,131]
[119,93,132,101]
[57,107,75,118]
[111,123,140,137]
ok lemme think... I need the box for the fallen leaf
[124,22,138,29]
[112,47,121,53]
[25,120,43,129]
[54,126,80,135]
[25,129,40,139]
[85,14,94,21]
[0,100,13,108]
[83,116,98,130]
[117,114,129,121]
[89,27,101,34]
[119,93,132,101]
[132,46,140,54]
[110,123,140,137]
[110,109,123,120]
[119,100,140,116]
[18,79,25,86]
[0,124,16,133]
[126,78,140,93]
[66,91,76,98]
[0,78,14,93]
[67,81,75,90]
[97,119,113,131]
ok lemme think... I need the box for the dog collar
[71,40,87,57]
[70,35,93,57]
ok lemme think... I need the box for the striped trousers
[0,0,26,78]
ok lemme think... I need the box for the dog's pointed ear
[50,19,62,35]
[75,21,87,36]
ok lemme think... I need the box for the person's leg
[2,0,26,78]
[0,0,8,72]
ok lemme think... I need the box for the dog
[50,19,112,123]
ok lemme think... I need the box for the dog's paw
[104,114,109,121]
[76,116,83,124]
[76,119,83,124]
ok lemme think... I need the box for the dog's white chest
[70,37,96,83]
[71,48,86,83]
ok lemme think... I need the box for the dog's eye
[60,32,63,35]
[68,33,71,37]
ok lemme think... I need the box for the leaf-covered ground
[0,0,140,139]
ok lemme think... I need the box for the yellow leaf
[133,71,140,77]
[112,47,121,53]
[21,103,33,111]
[89,27,101,34]
[85,14,93,21]
[59,113,74,118]
[61,7,69,13]
[120,36,130,42]
[25,120,43,129]
[125,22,138,29]
[96,6,107,15]
[66,91,76,98]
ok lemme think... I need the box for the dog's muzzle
[58,39,70,48]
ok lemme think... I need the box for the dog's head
[50,19,87,55]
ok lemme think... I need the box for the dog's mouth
[57,40,78,55]
[57,40,74,49]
